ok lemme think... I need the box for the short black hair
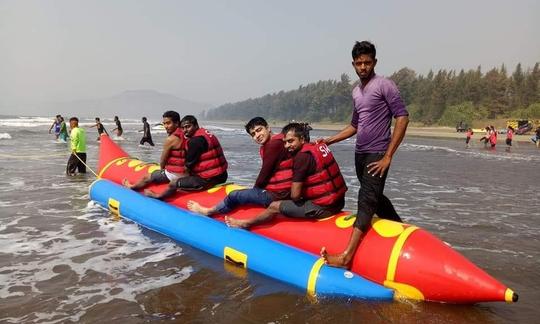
[352,41,376,60]
[245,117,268,134]
[142,117,147,121]
[95,117,100,121]
[162,110,180,124]
[181,115,198,127]
[69,117,79,123]
[281,122,306,140]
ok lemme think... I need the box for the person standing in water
[506,126,514,150]
[48,115,62,140]
[66,117,87,176]
[139,117,155,146]
[112,116,123,138]
[465,128,473,148]
[58,116,69,142]
[318,41,409,268]
[90,117,108,141]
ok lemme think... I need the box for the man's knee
[268,201,281,213]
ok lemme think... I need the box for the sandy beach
[212,120,538,144]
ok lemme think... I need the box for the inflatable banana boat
[94,135,517,304]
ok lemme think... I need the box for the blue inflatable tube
[89,179,394,300]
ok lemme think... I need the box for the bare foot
[122,178,132,188]
[144,189,158,198]
[224,216,250,229]
[187,200,211,215]
[320,247,351,269]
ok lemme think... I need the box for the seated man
[187,117,291,216]
[146,115,228,200]
[226,122,347,228]
[123,110,185,189]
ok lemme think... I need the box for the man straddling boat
[123,110,185,191]
[144,115,228,200]
[225,122,347,229]
[319,41,408,269]
[187,117,292,216]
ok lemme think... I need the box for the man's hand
[367,155,391,177]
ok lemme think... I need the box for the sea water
[0,115,539,323]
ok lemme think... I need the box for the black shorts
[279,199,344,219]
[506,139,512,146]
[150,170,175,183]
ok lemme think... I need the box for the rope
[71,152,99,178]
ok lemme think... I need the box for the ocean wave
[0,133,11,139]
[402,143,540,162]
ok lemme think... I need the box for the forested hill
[204,63,540,126]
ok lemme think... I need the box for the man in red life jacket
[187,117,291,216]
[123,110,185,190]
[145,115,228,200]
[225,122,347,229]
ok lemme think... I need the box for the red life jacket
[164,128,186,174]
[300,143,347,206]
[259,133,293,193]
[189,128,228,179]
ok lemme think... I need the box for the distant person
[58,116,69,142]
[479,126,490,147]
[188,117,291,216]
[144,115,228,200]
[66,117,87,176]
[532,127,540,148]
[48,115,62,140]
[300,122,313,142]
[465,127,473,148]
[90,117,108,141]
[506,126,514,149]
[124,111,185,190]
[139,117,154,146]
[111,116,123,137]
[489,125,497,149]
[225,122,347,229]
[318,40,408,269]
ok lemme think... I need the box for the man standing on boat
[225,122,347,228]
[187,117,292,216]
[123,111,185,189]
[145,115,228,200]
[319,41,409,268]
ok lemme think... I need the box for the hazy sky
[1,0,538,109]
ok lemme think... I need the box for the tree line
[203,63,540,126]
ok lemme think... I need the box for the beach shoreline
[207,120,537,144]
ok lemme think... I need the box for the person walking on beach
[111,116,123,138]
[465,128,473,148]
[139,117,154,146]
[66,117,87,176]
[48,115,62,140]
[90,117,108,141]
[188,117,292,217]
[318,41,409,268]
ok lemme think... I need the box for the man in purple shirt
[319,41,409,268]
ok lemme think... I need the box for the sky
[1,0,539,111]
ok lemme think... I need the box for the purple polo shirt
[350,74,408,153]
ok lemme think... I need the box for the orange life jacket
[189,128,228,179]
[164,128,186,174]
[259,133,293,193]
[300,143,347,206]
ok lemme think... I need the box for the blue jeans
[215,187,273,214]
